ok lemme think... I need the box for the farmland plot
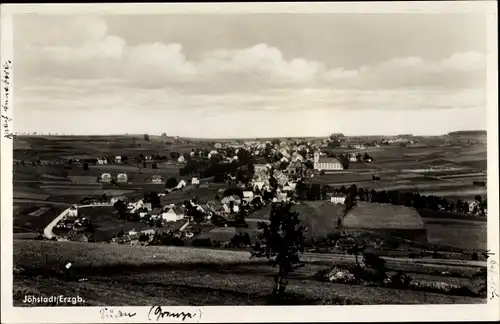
[424,218,486,251]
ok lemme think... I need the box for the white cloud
[17,17,486,93]
[14,16,488,136]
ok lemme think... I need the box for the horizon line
[13,129,487,139]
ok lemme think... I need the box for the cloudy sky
[14,13,488,137]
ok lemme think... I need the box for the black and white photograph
[1,2,498,323]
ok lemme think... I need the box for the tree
[83,163,89,170]
[114,200,128,220]
[165,177,178,189]
[161,133,167,138]
[144,134,150,141]
[144,191,161,209]
[338,234,366,267]
[152,162,158,169]
[251,203,306,301]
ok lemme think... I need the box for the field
[311,142,487,202]
[247,202,344,242]
[343,202,425,230]
[14,203,65,234]
[13,240,485,306]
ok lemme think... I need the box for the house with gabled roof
[152,175,164,184]
[117,173,128,183]
[242,191,254,202]
[162,205,186,222]
[331,193,346,205]
[100,173,112,183]
[176,179,187,189]
[313,152,343,171]
[97,157,108,165]
[221,195,241,206]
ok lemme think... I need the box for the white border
[1,2,499,323]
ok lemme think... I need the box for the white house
[348,154,358,162]
[280,156,289,163]
[313,152,343,171]
[331,194,346,205]
[221,195,242,206]
[291,152,304,162]
[191,177,200,185]
[67,205,78,217]
[223,203,239,214]
[279,148,291,158]
[101,173,112,183]
[208,150,219,159]
[117,173,128,183]
[214,143,222,149]
[110,196,127,205]
[97,157,108,165]
[252,181,265,191]
[178,155,186,163]
[243,191,254,202]
[152,175,163,184]
[176,180,187,189]
[115,156,122,164]
[162,206,185,222]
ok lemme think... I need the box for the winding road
[43,203,111,240]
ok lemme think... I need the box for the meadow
[13,240,485,306]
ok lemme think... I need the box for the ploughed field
[312,142,487,201]
[13,240,486,306]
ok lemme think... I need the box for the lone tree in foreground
[251,203,306,302]
[144,133,150,141]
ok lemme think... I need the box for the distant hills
[447,130,487,136]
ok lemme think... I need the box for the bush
[471,252,479,261]
[363,252,386,271]
[325,267,357,284]
[165,177,178,189]
[384,271,413,289]
[350,266,385,285]
[192,238,212,247]
[409,281,479,297]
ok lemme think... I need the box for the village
[41,134,487,253]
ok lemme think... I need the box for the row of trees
[316,184,486,215]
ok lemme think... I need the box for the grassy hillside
[13,240,484,306]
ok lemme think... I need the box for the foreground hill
[13,240,485,306]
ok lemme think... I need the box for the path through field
[43,203,112,239]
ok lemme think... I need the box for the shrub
[192,238,212,247]
[363,252,386,271]
[325,267,357,284]
[165,177,178,189]
[409,281,478,297]
[384,271,413,289]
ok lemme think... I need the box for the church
[313,152,344,171]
